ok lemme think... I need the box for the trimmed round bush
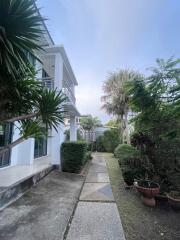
[114,144,143,185]
[61,141,87,173]
[114,144,140,161]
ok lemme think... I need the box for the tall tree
[101,70,142,144]
[80,115,101,142]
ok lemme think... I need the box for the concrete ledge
[0,165,54,211]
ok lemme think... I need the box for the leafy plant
[102,129,119,152]
[95,135,106,152]
[61,141,87,173]
[102,70,143,143]
[126,58,180,192]
[0,0,66,155]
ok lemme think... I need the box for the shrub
[87,142,96,151]
[103,129,119,152]
[114,144,152,184]
[84,151,93,163]
[61,141,87,173]
[95,136,106,152]
[114,144,140,161]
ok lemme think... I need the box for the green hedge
[114,144,140,161]
[95,136,106,152]
[61,141,87,173]
[114,144,143,185]
[84,151,93,163]
[102,129,119,152]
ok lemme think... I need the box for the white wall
[11,123,35,166]
[49,123,64,167]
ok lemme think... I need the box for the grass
[104,153,180,240]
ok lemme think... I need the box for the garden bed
[105,153,180,240]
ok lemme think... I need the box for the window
[34,136,47,158]
[0,124,13,168]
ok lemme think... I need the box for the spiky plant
[0,0,66,154]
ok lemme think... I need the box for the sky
[38,0,180,124]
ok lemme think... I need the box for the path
[0,171,84,240]
[66,153,126,240]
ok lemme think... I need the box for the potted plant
[122,169,134,188]
[167,191,180,210]
[134,180,160,207]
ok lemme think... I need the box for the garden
[99,59,180,239]
[101,58,180,209]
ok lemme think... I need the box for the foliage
[126,58,180,192]
[105,119,119,128]
[61,141,87,173]
[84,151,93,163]
[114,144,153,184]
[87,142,96,151]
[102,70,143,144]
[0,0,66,152]
[114,144,140,160]
[102,129,120,152]
[95,135,106,152]
[0,0,43,77]
[80,115,101,131]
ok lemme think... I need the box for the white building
[0,7,80,191]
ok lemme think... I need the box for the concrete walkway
[66,153,126,240]
[0,171,84,240]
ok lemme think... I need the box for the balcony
[38,78,76,105]
[40,77,54,89]
[62,88,76,104]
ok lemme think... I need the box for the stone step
[0,165,54,211]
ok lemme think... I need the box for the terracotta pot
[167,194,180,210]
[134,180,160,198]
[141,195,156,207]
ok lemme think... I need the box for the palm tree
[0,0,66,154]
[80,115,101,142]
[102,70,142,144]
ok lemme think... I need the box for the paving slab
[0,171,84,240]
[66,202,126,240]
[85,172,110,183]
[80,183,114,201]
[91,158,106,166]
[88,163,108,173]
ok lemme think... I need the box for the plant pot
[155,194,168,203]
[141,195,156,207]
[134,180,160,198]
[167,194,180,210]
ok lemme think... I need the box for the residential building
[0,6,80,196]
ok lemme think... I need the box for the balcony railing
[37,78,76,104]
[40,77,54,89]
[62,87,76,104]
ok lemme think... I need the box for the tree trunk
[0,136,25,155]
[3,112,38,123]
[118,115,124,144]
[124,111,130,144]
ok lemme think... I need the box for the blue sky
[38,0,180,123]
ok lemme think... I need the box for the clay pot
[167,194,180,210]
[134,180,160,198]
[141,195,156,207]
[134,180,160,207]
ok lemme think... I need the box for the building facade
[0,10,80,170]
